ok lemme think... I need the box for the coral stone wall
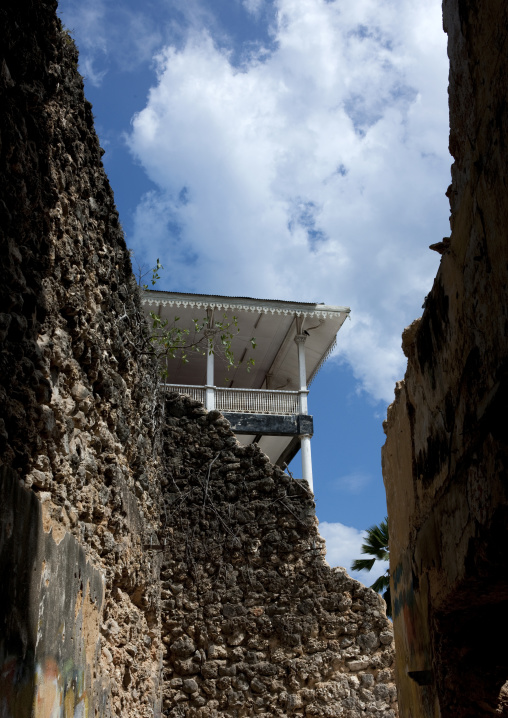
[159,394,397,718]
[382,1,508,716]
[1,1,164,715]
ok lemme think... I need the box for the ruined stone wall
[0,1,164,715]
[382,1,508,716]
[159,393,397,718]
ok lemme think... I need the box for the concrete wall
[382,1,508,716]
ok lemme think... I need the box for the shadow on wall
[0,468,106,718]
[390,555,439,717]
[433,577,508,716]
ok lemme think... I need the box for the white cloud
[58,0,108,78]
[334,471,372,495]
[242,0,265,17]
[80,57,107,88]
[127,0,450,403]
[58,0,165,83]
[318,520,389,589]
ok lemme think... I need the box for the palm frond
[370,572,390,594]
[360,517,389,561]
[351,517,392,618]
[351,557,376,572]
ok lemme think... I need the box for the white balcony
[161,384,300,415]
[147,290,351,493]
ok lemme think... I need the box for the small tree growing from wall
[132,257,256,379]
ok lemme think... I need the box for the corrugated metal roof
[144,288,321,305]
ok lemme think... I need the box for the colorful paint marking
[0,655,89,718]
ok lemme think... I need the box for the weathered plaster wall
[0,467,106,717]
[382,1,508,716]
[1,1,164,715]
[0,1,397,717]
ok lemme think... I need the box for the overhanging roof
[142,290,350,391]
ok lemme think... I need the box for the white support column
[205,329,215,410]
[300,434,313,493]
[295,334,308,414]
[295,329,313,491]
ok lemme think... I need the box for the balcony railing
[162,384,301,415]
[162,384,206,405]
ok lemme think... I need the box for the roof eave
[142,289,350,318]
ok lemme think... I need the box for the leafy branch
[149,310,255,379]
[132,256,256,379]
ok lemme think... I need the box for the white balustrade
[161,385,300,415]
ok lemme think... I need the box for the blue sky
[57,0,451,587]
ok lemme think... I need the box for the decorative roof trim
[308,337,337,387]
[143,296,347,321]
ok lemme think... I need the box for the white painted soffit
[142,290,350,321]
[141,289,351,390]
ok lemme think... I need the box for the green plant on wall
[135,257,256,379]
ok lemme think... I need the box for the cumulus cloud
[79,56,107,88]
[59,0,164,83]
[126,0,450,402]
[58,0,108,83]
[318,520,389,589]
[318,522,365,575]
[334,471,372,495]
[241,0,266,17]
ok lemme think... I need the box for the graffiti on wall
[391,559,439,718]
[0,655,88,718]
